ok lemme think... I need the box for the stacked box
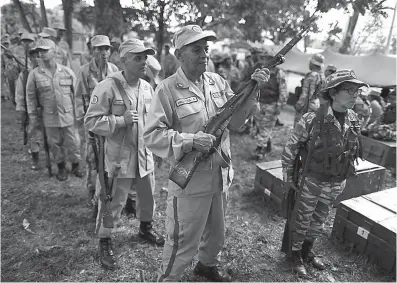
[361,135,396,172]
[254,159,386,215]
[331,188,397,272]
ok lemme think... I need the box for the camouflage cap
[91,35,112,47]
[21,32,35,42]
[173,25,217,50]
[321,69,368,93]
[52,22,66,31]
[38,27,57,38]
[119,39,155,57]
[310,53,324,67]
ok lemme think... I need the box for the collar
[324,104,352,133]
[89,58,109,73]
[175,67,216,89]
[38,62,62,74]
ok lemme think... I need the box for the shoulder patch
[176,96,198,107]
[91,95,98,104]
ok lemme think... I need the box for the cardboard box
[254,159,386,215]
[331,188,397,272]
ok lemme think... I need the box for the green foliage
[1,2,41,35]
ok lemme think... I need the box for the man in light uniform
[294,53,325,126]
[15,35,42,170]
[143,25,270,282]
[75,35,119,211]
[26,38,83,181]
[84,39,165,270]
[39,27,71,68]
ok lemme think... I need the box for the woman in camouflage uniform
[281,69,368,276]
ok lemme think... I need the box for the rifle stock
[22,51,29,145]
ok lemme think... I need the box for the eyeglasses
[339,87,363,96]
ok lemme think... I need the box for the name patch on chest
[176,96,198,107]
[113,100,125,105]
[211,91,224,99]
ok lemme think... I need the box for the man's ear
[329,88,337,99]
[175,48,183,62]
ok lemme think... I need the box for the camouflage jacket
[295,71,324,113]
[281,105,361,183]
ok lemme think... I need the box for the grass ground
[1,100,396,282]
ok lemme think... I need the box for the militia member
[144,25,270,282]
[15,35,41,170]
[324,64,336,78]
[75,35,119,209]
[365,102,396,141]
[294,54,325,126]
[367,90,385,125]
[39,27,71,68]
[161,43,180,79]
[352,92,371,129]
[26,38,83,181]
[253,50,288,160]
[217,53,241,92]
[84,39,165,270]
[109,37,122,69]
[281,69,367,276]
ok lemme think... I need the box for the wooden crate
[331,188,397,272]
[254,159,386,215]
[361,135,396,171]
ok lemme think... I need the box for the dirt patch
[1,101,395,282]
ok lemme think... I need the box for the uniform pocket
[37,79,51,91]
[175,99,204,119]
[211,91,227,108]
[111,100,127,116]
[60,78,72,94]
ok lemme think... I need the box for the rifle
[22,48,29,145]
[35,97,53,177]
[169,17,316,190]
[1,44,26,68]
[280,107,324,256]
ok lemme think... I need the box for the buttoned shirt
[84,71,154,178]
[26,63,76,127]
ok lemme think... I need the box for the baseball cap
[21,32,35,42]
[91,35,112,47]
[119,39,155,57]
[173,25,217,50]
[52,22,66,30]
[38,27,57,38]
[36,38,57,50]
[321,69,369,93]
[310,53,324,67]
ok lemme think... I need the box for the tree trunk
[39,0,48,29]
[156,1,166,61]
[62,0,74,50]
[12,0,32,33]
[94,0,123,38]
[339,6,360,54]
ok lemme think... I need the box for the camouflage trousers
[291,175,346,251]
[255,102,280,148]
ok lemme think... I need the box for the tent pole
[385,1,397,55]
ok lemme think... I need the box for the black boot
[291,250,307,277]
[71,162,84,178]
[266,139,272,152]
[56,162,68,181]
[31,152,40,171]
[275,118,284,127]
[301,239,325,270]
[254,146,266,160]
[99,237,116,269]
[194,261,232,282]
[139,221,165,246]
[124,197,136,217]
